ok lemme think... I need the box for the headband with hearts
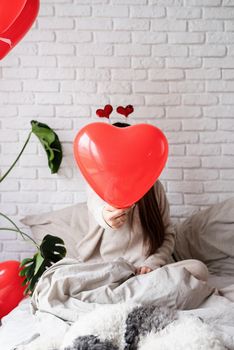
[96,104,134,120]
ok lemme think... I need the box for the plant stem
[0,131,32,183]
[0,212,39,248]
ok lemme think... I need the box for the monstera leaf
[0,120,62,182]
[20,235,66,295]
[31,120,62,174]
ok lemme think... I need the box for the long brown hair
[137,186,165,257]
[113,122,165,256]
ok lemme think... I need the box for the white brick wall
[1,0,234,260]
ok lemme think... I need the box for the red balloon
[0,260,26,318]
[0,0,27,33]
[73,123,168,208]
[0,0,40,60]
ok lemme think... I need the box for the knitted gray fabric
[64,335,118,350]
[124,305,176,350]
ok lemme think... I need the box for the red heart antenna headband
[96,104,134,121]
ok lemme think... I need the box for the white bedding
[0,269,234,350]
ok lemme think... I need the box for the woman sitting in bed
[80,122,208,282]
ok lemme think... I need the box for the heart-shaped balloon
[74,123,168,208]
[0,260,26,318]
[0,0,27,33]
[0,0,40,60]
[96,104,113,119]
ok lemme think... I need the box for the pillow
[21,202,89,259]
[174,197,234,276]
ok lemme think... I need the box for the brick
[189,20,223,31]
[132,32,166,44]
[184,169,219,180]
[186,144,220,156]
[149,0,183,4]
[56,105,90,118]
[202,156,234,168]
[204,180,234,192]
[113,19,150,30]
[112,69,146,81]
[185,68,221,80]
[184,194,219,205]
[168,33,204,44]
[207,32,234,43]
[61,81,96,93]
[221,93,234,104]
[149,69,184,80]
[219,119,234,130]
[39,68,75,80]
[55,4,90,16]
[95,31,131,43]
[223,0,234,5]
[204,7,234,19]
[146,94,181,106]
[152,20,186,32]
[130,6,165,18]
[24,80,59,92]
[98,82,131,94]
[168,181,203,193]
[76,18,112,30]
[132,57,164,69]
[185,0,221,5]
[58,56,94,68]
[167,7,201,19]
[200,131,234,143]
[95,56,130,68]
[20,180,56,191]
[36,92,72,105]
[39,192,73,204]
[204,106,234,117]
[76,44,112,56]
[190,45,226,57]
[93,5,128,17]
[207,81,234,92]
[0,106,18,117]
[153,120,181,131]
[39,43,75,55]
[167,57,201,68]
[39,18,74,29]
[56,31,92,43]
[167,132,199,144]
[183,94,218,106]
[3,193,38,203]
[115,44,150,56]
[133,82,168,93]
[167,106,201,118]
[170,81,204,93]
[182,118,216,131]
[220,170,234,179]
[152,45,188,57]
[3,68,38,79]
[160,168,183,180]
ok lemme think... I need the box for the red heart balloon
[73,123,168,208]
[0,0,40,60]
[96,104,113,119]
[0,0,27,33]
[0,260,26,318]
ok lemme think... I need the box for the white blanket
[9,257,233,350]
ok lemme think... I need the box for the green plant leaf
[31,120,63,174]
[20,234,66,295]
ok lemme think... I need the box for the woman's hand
[102,204,129,229]
[135,266,152,275]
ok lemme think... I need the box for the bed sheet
[0,298,37,350]
[0,275,233,350]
